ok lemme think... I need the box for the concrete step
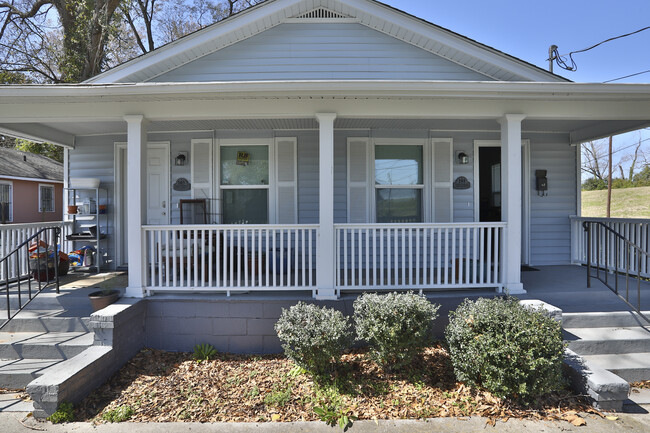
[0,332,94,360]
[565,326,650,355]
[1,316,90,333]
[581,352,650,382]
[562,311,650,328]
[626,388,650,406]
[0,358,63,389]
[0,391,33,412]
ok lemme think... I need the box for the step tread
[582,352,650,370]
[0,331,93,346]
[0,358,63,375]
[564,326,650,341]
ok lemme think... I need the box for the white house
[1,0,649,304]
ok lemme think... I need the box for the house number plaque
[453,176,471,189]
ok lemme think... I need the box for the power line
[550,25,650,72]
[603,68,650,83]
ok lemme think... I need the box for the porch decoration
[88,287,120,312]
[236,151,250,166]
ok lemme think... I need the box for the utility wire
[603,68,650,83]
[550,25,650,72]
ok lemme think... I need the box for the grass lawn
[582,186,650,218]
[75,347,598,426]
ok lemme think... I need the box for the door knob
[162,201,167,208]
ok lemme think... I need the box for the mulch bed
[76,345,601,426]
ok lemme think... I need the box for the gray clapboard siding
[151,23,493,82]
[528,137,576,266]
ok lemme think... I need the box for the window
[374,145,423,223]
[220,145,269,224]
[0,181,12,222]
[39,184,55,213]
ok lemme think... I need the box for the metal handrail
[583,221,649,323]
[0,226,60,330]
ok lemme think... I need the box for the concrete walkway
[0,412,649,433]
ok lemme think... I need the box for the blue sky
[382,0,650,83]
[380,0,650,179]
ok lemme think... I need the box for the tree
[1,0,123,82]
[14,139,63,162]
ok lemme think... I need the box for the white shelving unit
[65,187,108,273]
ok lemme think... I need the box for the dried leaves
[75,346,597,426]
[631,380,650,389]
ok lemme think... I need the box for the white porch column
[498,114,526,294]
[124,115,148,298]
[315,113,337,300]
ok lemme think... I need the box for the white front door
[146,146,170,225]
[115,142,169,266]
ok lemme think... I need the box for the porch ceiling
[6,118,647,145]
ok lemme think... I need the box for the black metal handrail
[583,220,649,324]
[0,226,60,330]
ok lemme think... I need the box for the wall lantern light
[175,152,187,166]
[457,151,469,165]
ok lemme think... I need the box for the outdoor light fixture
[175,152,187,166]
[457,151,469,165]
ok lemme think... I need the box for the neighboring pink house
[0,148,63,224]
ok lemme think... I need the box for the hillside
[582,186,650,218]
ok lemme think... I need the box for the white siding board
[151,23,492,82]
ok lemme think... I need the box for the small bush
[445,296,565,401]
[275,302,352,374]
[102,405,134,422]
[193,343,217,363]
[354,292,440,370]
[47,401,74,423]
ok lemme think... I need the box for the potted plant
[88,278,120,312]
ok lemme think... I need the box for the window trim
[217,138,276,224]
[370,138,430,223]
[0,180,13,222]
[39,183,55,213]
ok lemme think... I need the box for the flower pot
[67,205,78,214]
[88,289,120,312]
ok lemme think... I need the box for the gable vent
[294,8,350,19]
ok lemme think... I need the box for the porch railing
[0,221,72,281]
[335,222,506,291]
[570,216,650,278]
[143,225,319,294]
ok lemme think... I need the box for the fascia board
[2,81,650,101]
[0,175,63,183]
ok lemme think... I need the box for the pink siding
[0,178,63,223]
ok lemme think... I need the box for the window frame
[217,138,275,224]
[370,138,430,223]
[0,180,13,222]
[39,184,55,213]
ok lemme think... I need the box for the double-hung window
[0,181,12,222]
[220,144,269,224]
[374,144,424,223]
[39,184,55,213]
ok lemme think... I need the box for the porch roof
[0,80,649,147]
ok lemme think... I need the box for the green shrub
[354,292,440,370]
[275,302,352,374]
[102,405,134,422]
[445,296,565,401]
[193,343,217,363]
[47,401,74,423]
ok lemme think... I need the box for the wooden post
[607,136,613,218]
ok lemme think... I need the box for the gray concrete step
[0,391,33,412]
[0,332,94,360]
[1,316,90,333]
[0,358,63,389]
[581,352,650,382]
[562,311,650,328]
[565,326,650,355]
